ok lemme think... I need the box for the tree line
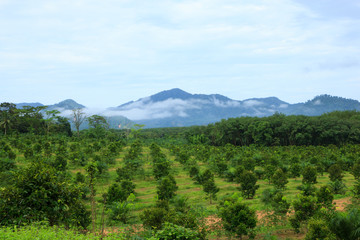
[184,111,360,146]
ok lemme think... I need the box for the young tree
[153,158,171,180]
[289,163,302,179]
[305,218,336,240]
[218,194,257,239]
[201,170,220,204]
[106,180,135,205]
[72,108,86,137]
[302,166,318,185]
[328,164,344,182]
[157,175,178,201]
[316,185,334,209]
[290,194,320,233]
[0,160,90,228]
[272,168,288,190]
[236,170,259,199]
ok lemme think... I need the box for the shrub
[0,160,90,229]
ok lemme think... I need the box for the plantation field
[2,132,360,239]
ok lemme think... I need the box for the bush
[218,194,257,239]
[305,218,336,240]
[151,222,202,240]
[0,160,90,229]
[108,194,136,224]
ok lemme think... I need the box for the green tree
[237,170,259,199]
[289,163,302,179]
[218,194,257,239]
[352,163,360,180]
[329,208,360,240]
[328,164,344,182]
[0,160,90,228]
[44,109,61,135]
[153,158,171,180]
[302,166,318,185]
[316,185,334,209]
[157,175,178,201]
[202,171,220,204]
[305,218,336,240]
[0,102,17,136]
[271,168,288,190]
[108,193,136,224]
[290,194,320,233]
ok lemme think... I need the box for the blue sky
[1,0,359,108]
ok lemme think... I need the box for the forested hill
[112,89,360,128]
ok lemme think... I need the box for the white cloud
[242,100,264,108]
[108,98,204,120]
[313,100,322,105]
[212,97,241,108]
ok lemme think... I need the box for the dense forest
[1,102,360,239]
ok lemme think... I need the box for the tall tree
[0,102,17,135]
[44,109,60,135]
[72,108,86,137]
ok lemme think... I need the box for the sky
[1,0,360,108]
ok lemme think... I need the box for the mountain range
[15,88,360,128]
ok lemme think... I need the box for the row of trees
[185,111,360,146]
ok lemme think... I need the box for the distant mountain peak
[150,88,193,102]
[51,99,85,110]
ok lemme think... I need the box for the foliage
[106,180,136,205]
[201,170,219,204]
[271,168,288,190]
[157,175,178,201]
[218,193,257,239]
[236,170,259,199]
[302,166,318,185]
[151,222,202,240]
[328,179,347,195]
[289,194,320,233]
[305,218,337,240]
[108,193,136,224]
[316,186,334,209]
[328,164,344,182]
[141,206,170,230]
[329,207,360,240]
[0,160,90,229]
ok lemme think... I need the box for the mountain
[16,102,44,108]
[111,89,360,128]
[13,90,360,129]
[47,99,86,111]
[16,99,84,110]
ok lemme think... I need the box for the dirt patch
[334,197,351,211]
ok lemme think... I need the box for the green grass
[0,224,129,240]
